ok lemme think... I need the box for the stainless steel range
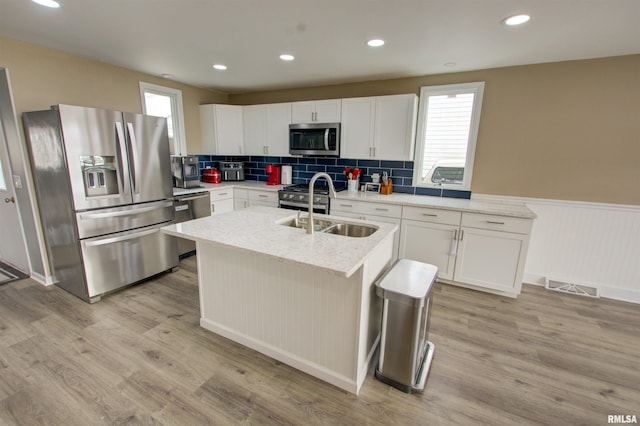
[278,183,344,214]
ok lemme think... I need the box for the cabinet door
[399,219,458,280]
[266,103,291,156]
[341,97,375,159]
[212,198,234,215]
[291,101,315,123]
[315,99,341,122]
[215,105,244,155]
[199,105,217,153]
[454,227,527,292]
[374,94,418,161]
[243,105,267,155]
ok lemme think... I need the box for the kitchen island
[161,206,397,394]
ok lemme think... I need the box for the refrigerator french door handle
[126,122,140,195]
[114,122,130,195]
[78,200,173,219]
[83,227,160,247]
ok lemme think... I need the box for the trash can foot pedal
[375,341,435,394]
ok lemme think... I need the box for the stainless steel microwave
[289,123,340,157]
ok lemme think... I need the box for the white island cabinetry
[161,206,396,394]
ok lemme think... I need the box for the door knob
[4,197,15,203]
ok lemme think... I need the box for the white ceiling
[2,0,640,94]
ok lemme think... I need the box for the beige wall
[0,36,226,154]
[230,55,640,206]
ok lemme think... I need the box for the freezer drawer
[80,222,178,298]
[75,200,175,239]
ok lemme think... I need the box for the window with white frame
[413,82,485,191]
[139,82,187,156]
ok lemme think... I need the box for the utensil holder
[347,179,359,193]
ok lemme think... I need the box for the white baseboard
[29,271,56,286]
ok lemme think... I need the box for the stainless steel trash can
[375,259,437,393]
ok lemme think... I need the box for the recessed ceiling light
[32,0,61,8]
[367,39,385,47]
[161,73,174,79]
[213,64,227,70]
[503,14,530,26]
[279,54,295,61]
[444,62,457,67]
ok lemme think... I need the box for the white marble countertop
[173,181,535,219]
[161,206,397,278]
[173,181,285,196]
[334,191,537,219]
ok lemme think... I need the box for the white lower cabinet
[399,207,533,297]
[233,188,249,210]
[399,220,458,280]
[210,188,234,215]
[454,227,528,293]
[247,189,278,208]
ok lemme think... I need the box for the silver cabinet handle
[422,213,438,217]
[176,194,209,202]
[487,220,505,225]
[218,192,228,196]
[460,229,464,241]
[453,229,458,240]
[339,204,353,208]
[375,208,389,211]
[258,194,268,198]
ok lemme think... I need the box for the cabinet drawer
[248,190,278,203]
[402,206,461,226]
[332,199,401,218]
[209,188,233,201]
[461,213,533,235]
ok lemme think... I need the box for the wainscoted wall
[198,155,472,199]
[474,194,640,304]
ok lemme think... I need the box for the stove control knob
[297,195,305,201]
[287,194,294,199]
[315,197,322,203]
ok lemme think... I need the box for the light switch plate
[12,175,22,189]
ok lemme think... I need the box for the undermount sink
[280,217,334,232]
[279,216,378,237]
[323,223,378,238]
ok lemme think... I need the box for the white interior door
[0,118,29,272]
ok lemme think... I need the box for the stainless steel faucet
[307,172,337,234]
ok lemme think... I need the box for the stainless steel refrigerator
[22,104,178,303]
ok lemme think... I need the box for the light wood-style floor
[1,256,639,425]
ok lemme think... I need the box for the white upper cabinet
[243,103,291,156]
[340,97,375,159]
[374,94,418,161]
[200,104,244,155]
[341,94,418,161]
[291,99,341,123]
[243,105,266,155]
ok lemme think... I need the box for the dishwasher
[173,191,211,257]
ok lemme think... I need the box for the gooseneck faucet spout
[307,172,337,234]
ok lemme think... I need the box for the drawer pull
[258,194,268,198]
[486,220,505,225]
[219,192,228,196]
[375,208,389,212]
[339,204,353,208]
[422,213,438,217]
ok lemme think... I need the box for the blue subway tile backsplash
[197,155,471,200]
